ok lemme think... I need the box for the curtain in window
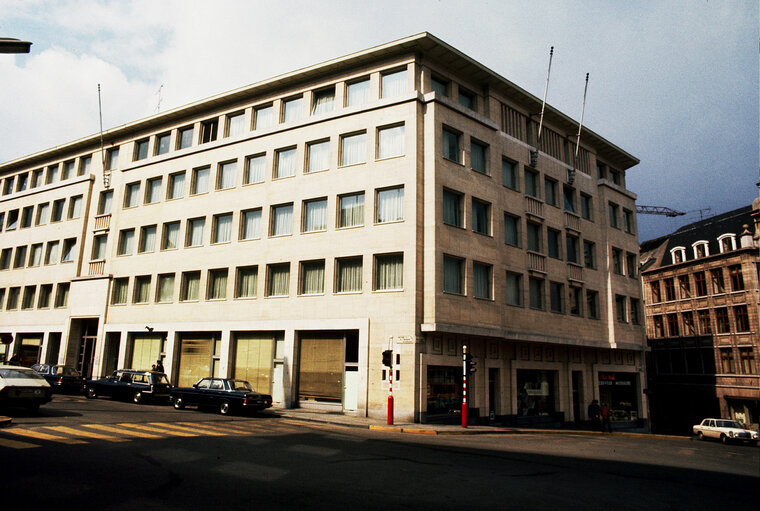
[268,265,290,296]
[62,240,75,262]
[276,149,297,178]
[283,98,302,123]
[157,275,174,302]
[473,264,490,299]
[503,160,516,188]
[234,333,273,391]
[443,257,462,294]
[254,106,273,130]
[134,278,150,303]
[340,194,364,227]
[92,235,107,259]
[338,258,362,292]
[442,129,460,161]
[346,80,370,107]
[38,203,50,224]
[471,143,486,173]
[30,245,42,266]
[163,223,179,249]
[443,191,461,226]
[183,273,200,300]
[219,162,237,189]
[245,155,265,184]
[177,336,213,387]
[55,284,69,307]
[228,114,244,137]
[146,181,161,203]
[307,141,330,172]
[242,210,261,239]
[305,201,327,231]
[272,206,292,236]
[70,197,82,218]
[472,201,488,233]
[378,125,405,159]
[376,254,403,290]
[236,267,258,297]
[170,174,185,198]
[209,270,227,299]
[312,91,334,115]
[301,262,324,294]
[381,69,407,98]
[506,274,521,305]
[341,133,366,166]
[46,242,59,264]
[189,219,204,246]
[131,334,162,372]
[298,335,344,402]
[504,216,518,246]
[99,192,113,215]
[214,215,232,243]
[141,226,156,252]
[377,188,404,223]
[194,168,209,193]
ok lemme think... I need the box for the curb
[0,416,12,428]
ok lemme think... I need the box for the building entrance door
[488,368,499,418]
[78,336,96,378]
[572,371,583,422]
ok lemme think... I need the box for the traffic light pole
[387,354,394,425]
[462,345,468,428]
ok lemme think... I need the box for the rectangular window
[6,209,19,229]
[300,260,325,295]
[443,255,464,295]
[430,76,449,96]
[615,295,627,322]
[207,269,228,300]
[443,189,463,228]
[44,241,59,265]
[663,278,676,301]
[734,305,749,332]
[225,112,245,137]
[666,313,679,336]
[111,278,129,305]
[145,177,162,204]
[240,208,262,240]
[626,253,637,278]
[544,178,558,206]
[33,201,50,225]
[235,266,258,298]
[563,186,576,213]
[217,160,237,190]
[275,147,297,178]
[186,218,205,247]
[529,277,544,310]
[38,284,52,308]
[340,132,366,166]
[162,221,180,250]
[200,118,218,143]
[697,309,712,334]
[473,262,492,300]
[612,248,623,275]
[586,290,599,319]
[338,192,364,228]
[580,193,592,220]
[133,276,151,304]
[306,140,330,173]
[282,96,303,123]
[21,206,33,227]
[312,88,335,115]
[29,243,43,267]
[458,89,475,109]
[66,195,82,219]
[124,182,140,208]
[547,228,562,259]
[155,133,171,155]
[376,187,404,223]
[506,272,523,306]
[524,169,539,197]
[253,104,273,130]
[472,198,490,235]
[504,213,520,247]
[608,202,620,228]
[346,78,370,107]
[377,124,405,159]
[303,199,327,232]
[6,287,20,310]
[502,159,518,190]
[51,200,65,222]
[623,209,634,234]
[91,235,107,260]
[715,307,730,333]
[191,166,210,194]
[470,140,487,174]
[168,171,185,199]
[45,165,59,184]
[55,283,70,308]
[105,148,119,170]
[679,276,691,298]
[729,265,745,291]
[138,225,157,253]
[13,246,27,269]
[31,169,43,187]
[270,204,293,236]
[566,235,579,264]
[134,139,149,161]
[569,286,582,316]
[0,248,10,270]
[682,311,695,335]
[527,221,542,252]
[266,263,290,297]
[381,68,407,98]
[61,161,75,180]
[245,154,266,184]
[79,156,91,176]
[442,128,462,163]
[711,269,725,294]
[550,282,564,313]
[180,271,201,301]
[178,126,194,149]
[61,239,76,262]
[720,348,735,374]
[98,190,113,215]
[118,229,135,256]
[375,253,403,290]
[694,271,707,296]
[156,274,175,303]
[336,257,362,293]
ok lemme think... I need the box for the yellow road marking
[117,423,198,437]
[176,422,251,434]
[6,427,88,445]
[43,426,128,443]
[148,422,227,436]
[82,424,164,439]
[0,437,40,449]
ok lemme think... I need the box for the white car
[0,365,53,413]
[693,418,759,445]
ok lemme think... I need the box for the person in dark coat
[587,399,601,431]
[155,359,165,373]
[601,403,613,432]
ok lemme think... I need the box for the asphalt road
[1,396,757,510]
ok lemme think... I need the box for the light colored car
[693,418,759,445]
[0,365,53,412]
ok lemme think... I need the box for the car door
[189,378,211,407]
[206,378,225,407]
[707,419,718,439]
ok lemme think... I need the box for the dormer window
[717,234,736,253]
[670,246,686,264]
[692,241,709,259]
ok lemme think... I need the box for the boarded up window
[177,335,213,387]
[130,334,162,371]
[233,333,274,393]
[298,334,343,403]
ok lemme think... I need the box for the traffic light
[465,353,477,374]
[382,350,392,367]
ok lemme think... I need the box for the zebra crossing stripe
[81,424,164,439]
[147,422,227,436]
[0,437,40,449]
[43,426,129,443]
[5,427,88,445]
[117,423,198,437]
[176,422,252,434]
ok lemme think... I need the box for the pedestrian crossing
[0,419,296,449]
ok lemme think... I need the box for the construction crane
[635,205,685,217]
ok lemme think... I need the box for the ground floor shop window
[517,369,557,416]
[129,334,164,372]
[298,333,344,403]
[426,365,461,416]
[176,334,220,387]
[233,332,277,393]
[598,372,638,421]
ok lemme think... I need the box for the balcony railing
[94,213,111,231]
[88,260,105,276]
[525,196,544,218]
[528,252,546,273]
[567,263,583,282]
[564,211,581,232]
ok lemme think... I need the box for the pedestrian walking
[601,403,613,432]
[587,399,601,431]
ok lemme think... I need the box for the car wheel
[698,432,704,440]
[173,397,185,410]
[720,434,728,444]
[86,387,97,399]
[133,391,143,404]
[219,402,230,415]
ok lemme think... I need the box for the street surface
[1,396,757,510]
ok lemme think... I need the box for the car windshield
[229,380,253,392]
[716,420,742,428]
[0,368,45,380]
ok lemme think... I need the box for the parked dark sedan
[171,377,272,415]
[84,369,171,404]
[31,364,85,393]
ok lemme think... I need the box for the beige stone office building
[0,33,646,425]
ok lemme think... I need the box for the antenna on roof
[530,46,553,168]
[97,84,111,189]
[569,73,589,186]
[155,84,164,113]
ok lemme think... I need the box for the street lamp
[0,37,32,54]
